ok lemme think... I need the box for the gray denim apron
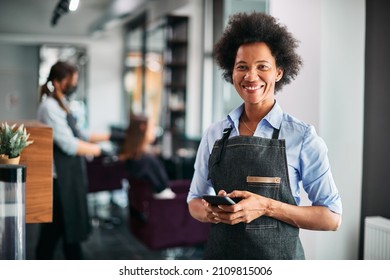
[205,126,305,259]
[53,113,91,243]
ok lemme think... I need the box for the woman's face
[232,42,283,106]
[55,72,79,96]
[63,72,79,96]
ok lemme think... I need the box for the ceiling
[0,0,147,38]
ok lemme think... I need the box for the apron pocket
[245,176,280,230]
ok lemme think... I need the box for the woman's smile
[243,84,263,91]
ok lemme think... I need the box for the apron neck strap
[209,125,280,177]
[66,113,82,138]
[218,124,280,161]
[222,126,233,139]
[223,124,280,139]
[272,128,280,139]
[213,126,233,166]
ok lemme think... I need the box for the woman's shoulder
[281,112,327,154]
[282,112,310,128]
[38,96,62,112]
[128,153,163,167]
[37,97,63,121]
[141,153,160,163]
[282,112,314,134]
[41,96,59,105]
[201,119,231,142]
[208,119,230,132]
[281,112,323,146]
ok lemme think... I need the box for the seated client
[119,114,176,199]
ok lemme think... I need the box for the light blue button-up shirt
[187,101,342,214]
[37,96,90,156]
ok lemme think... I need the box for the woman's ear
[276,68,284,82]
[52,79,60,89]
[52,79,67,92]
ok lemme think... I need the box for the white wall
[87,27,124,133]
[0,43,39,121]
[270,0,321,128]
[271,0,365,259]
[318,0,365,260]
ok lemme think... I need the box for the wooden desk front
[17,121,53,223]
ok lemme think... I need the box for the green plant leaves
[0,122,34,158]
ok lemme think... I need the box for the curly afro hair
[213,12,302,93]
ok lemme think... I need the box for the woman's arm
[188,198,214,223]
[214,190,341,231]
[76,139,102,156]
[267,197,341,231]
[268,199,341,231]
[88,132,110,143]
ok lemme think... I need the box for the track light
[51,0,79,26]
[69,0,79,11]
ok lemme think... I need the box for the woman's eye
[258,65,269,70]
[236,65,247,70]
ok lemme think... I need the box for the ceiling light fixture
[51,0,79,26]
[69,0,79,12]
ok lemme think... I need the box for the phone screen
[202,195,237,206]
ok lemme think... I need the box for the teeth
[245,85,261,90]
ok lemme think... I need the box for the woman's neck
[243,99,275,123]
[52,90,70,113]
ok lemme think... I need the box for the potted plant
[0,122,33,164]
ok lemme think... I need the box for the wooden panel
[16,121,53,223]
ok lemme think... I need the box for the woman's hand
[201,190,271,225]
[188,192,255,224]
[189,189,341,230]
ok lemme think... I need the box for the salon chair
[86,155,128,228]
[127,178,210,251]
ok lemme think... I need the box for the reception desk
[13,120,53,223]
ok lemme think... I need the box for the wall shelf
[162,15,189,156]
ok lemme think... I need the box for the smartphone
[202,195,238,206]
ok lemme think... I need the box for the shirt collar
[265,100,283,130]
[227,100,283,131]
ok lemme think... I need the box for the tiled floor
[26,192,205,260]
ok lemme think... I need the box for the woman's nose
[244,68,258,80]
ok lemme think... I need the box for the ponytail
[39,80,52,101]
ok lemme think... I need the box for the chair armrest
[169,179,191,194]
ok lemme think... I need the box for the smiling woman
[187,12,342,260]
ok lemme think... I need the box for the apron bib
[205,126,305,259]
